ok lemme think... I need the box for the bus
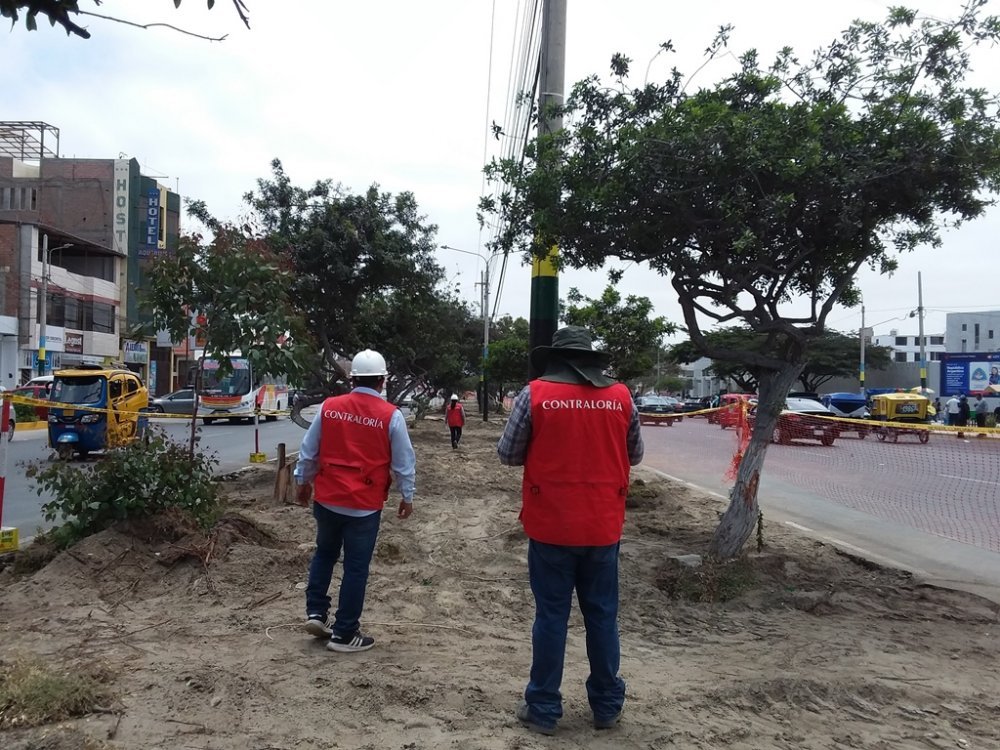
[189,355,289,425]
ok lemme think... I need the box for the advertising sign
[940,352,1000,395]
[123,340,149,364]
[145,188,160,248]
[64,331,84,354]
[113,160,130,257]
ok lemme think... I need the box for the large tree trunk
[708,363,803,558]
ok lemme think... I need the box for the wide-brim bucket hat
[529,325,610,375]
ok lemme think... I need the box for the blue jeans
[305,503,381,637]
[524,540,625,728]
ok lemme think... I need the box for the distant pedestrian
[446,393,465,449]
[975,395,988,429]
[957,394,971,428]
[945,395,960,426]
[932,398,941,422]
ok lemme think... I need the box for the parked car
[14,384,51,421]
[635,395,683,426]
[711,393,757,428]
[750,397,839,446]
[676,398,708,413]
[148,389,198,415]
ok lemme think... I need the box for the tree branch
[78,9,229,41]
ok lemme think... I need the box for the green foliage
[13,402,38,423]
[563,285,673,382]
[668,327,892,392]
[246,160,478,399]
[485,315,530,400]
[0,0,249,39]
[144,202,310,387]
[26,430,219,548]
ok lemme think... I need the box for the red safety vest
[446,404,465,427]
[314,391,397,511]
[521,380,633,546]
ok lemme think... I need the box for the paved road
[1,417,308,537]
[640,417,1000,602]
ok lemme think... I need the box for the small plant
[0,656,113,729]
[26,429,220,548]
[13,402,38,423]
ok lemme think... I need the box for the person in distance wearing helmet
[294,348,416,653]
[446,393,466,449]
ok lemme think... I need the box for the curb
[14,421,46,432]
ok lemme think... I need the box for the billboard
[940,352,1000,395]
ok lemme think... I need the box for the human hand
[397,500,413,519]
[296,483,312,507]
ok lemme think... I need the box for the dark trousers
[524,540,625,728]
[449,425,462,447]
[305,503,381,637]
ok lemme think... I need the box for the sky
[3,0,999,345]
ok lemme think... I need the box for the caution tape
[3,392,291,422]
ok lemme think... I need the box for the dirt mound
[1,417,998,749]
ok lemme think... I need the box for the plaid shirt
[497,384,644,467]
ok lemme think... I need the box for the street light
[440,244,498,421]
[38,235,73,376]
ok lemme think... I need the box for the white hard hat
[350,349,388,377]
[450,393,459,400]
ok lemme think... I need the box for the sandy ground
[1,416,998,749]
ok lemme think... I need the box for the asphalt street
[1,417,308,538]
[640,417,1000,603]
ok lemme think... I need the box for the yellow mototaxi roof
[54,368,137,379]
[873,392,928,401]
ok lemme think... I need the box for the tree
[482,3,1000,557]
[797,331,892,393]
[1,0,249,39]
[145,200,308,455]
[669,328,893,393]
[246,160,481,423]
[486,315,531,406]
[563,284,673,383]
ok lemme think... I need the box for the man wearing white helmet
[446,393,465,449]
[295,348,416,653]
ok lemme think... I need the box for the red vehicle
[14,384,50,421]
[749,397,839,446]
[711,393,756,428]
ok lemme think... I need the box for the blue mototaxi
[820,392,870,439]
[47,367,149,460]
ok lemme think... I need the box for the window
[962,323,967,331]
[895,336,907,346]
[990,330,995,339]
[961,339,968,352]
[125,377,139,395]
[931,336,944,346]
[109,380,123,400]
[39,295,116,334]
[894,352,908,362]
[930,352,942,361]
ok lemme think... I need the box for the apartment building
[0,122,180,392]
[871,329,946,363]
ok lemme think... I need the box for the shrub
[13,402,38,423]
[26,429,220,548]
[0,656,113,729]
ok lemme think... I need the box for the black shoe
[327,631,375,653]
[303,614,332,638]
[594,710,622,730]
[516,701,556,736]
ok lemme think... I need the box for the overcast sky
[4,0,998,343]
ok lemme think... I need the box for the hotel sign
[113,160,130,256]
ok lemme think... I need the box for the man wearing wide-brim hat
[498,325,644,735]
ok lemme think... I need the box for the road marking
[783,521,813,533]
[825,536,930,576]
[938,473,999,486]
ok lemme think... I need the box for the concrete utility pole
[38,235,73,376]
[481,266,490,421]
[859,302,866,395]
[528,0,566,376]
[917,271,927,392]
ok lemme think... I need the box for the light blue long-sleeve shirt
[294,387,416,516]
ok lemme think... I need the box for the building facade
[871,329,946,364]
[944,311,1000,354]
[0,122,180,393]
